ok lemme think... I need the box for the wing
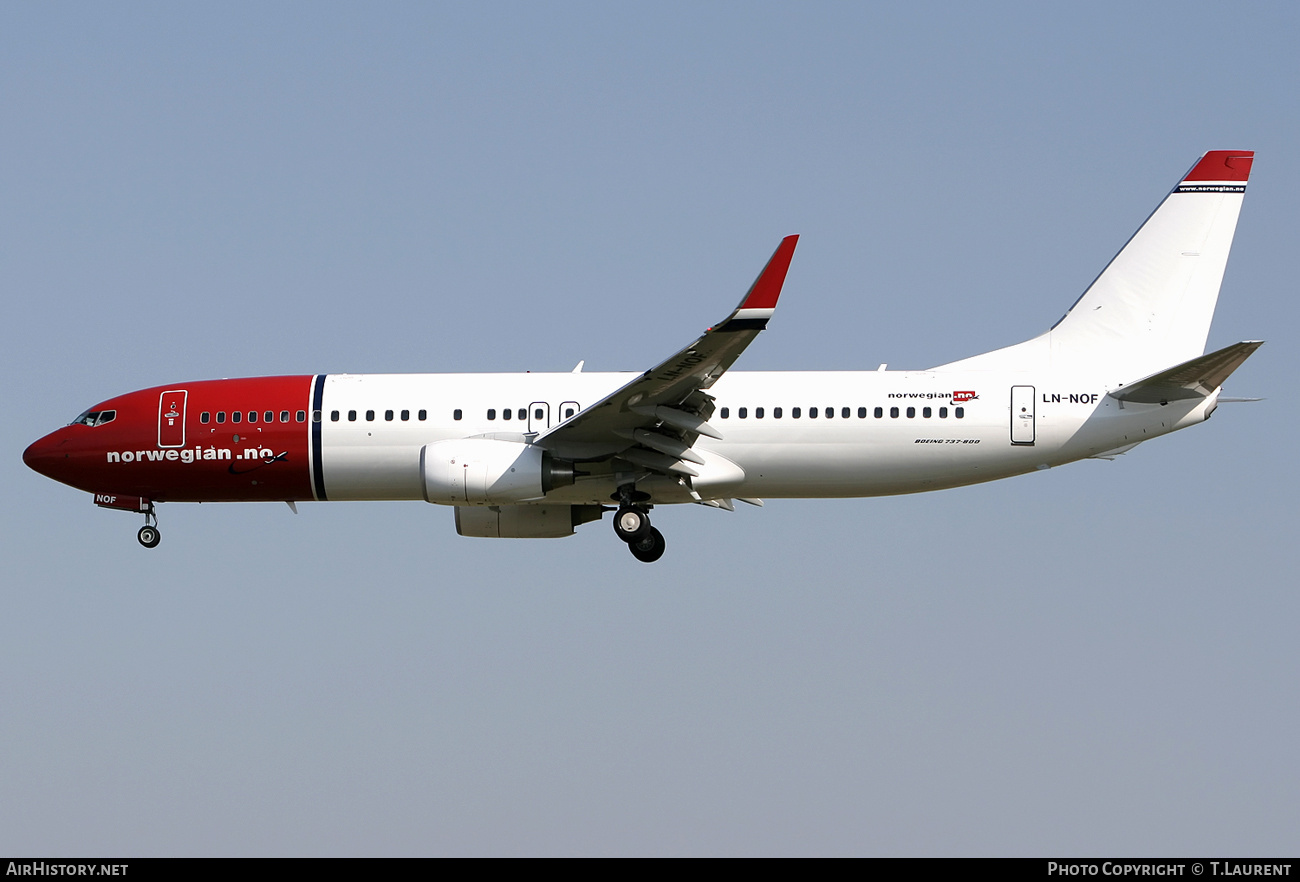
[535,235,798,471]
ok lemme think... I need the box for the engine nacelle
[455,503,604,538]
[420,439,574,505]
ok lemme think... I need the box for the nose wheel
[136,502,161,548]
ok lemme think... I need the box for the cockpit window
[70,410,116,427]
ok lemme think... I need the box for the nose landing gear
[136,502,160,549]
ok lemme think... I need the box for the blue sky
[3,2,1297,855]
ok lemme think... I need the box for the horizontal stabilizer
[1110,340,1263,404]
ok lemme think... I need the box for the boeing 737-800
[23,151,1261,562]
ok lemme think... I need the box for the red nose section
[23,431,69,482]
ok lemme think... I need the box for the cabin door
[158,390,187,448]
[1010,385,1035,445]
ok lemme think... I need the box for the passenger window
[312,410,321,422]
[720,407,730,419]
[858,407,867,418]
[809,407,817,419]
[792,407,801,419]
[923,407,932,418]
[955,407,965,419]
[401,410,409,421]
[248,411,257,423]
[907,407,916,418]
[874,407,883,418]
[487,409,496,420]
[739,407,747,419]
[826,407,834,419]
[366,410,375,421]
[841,407,850,418]
[518,409,526,420]
[264,411,273,423]
[890,407,899,418]
[419,410,428,421]
[217,412,226,424]
[331,411,340,421]
[502,408,511,421]
[939,407,948,418]
[756,407,764,419]
[348,410,357,421]
[280,411,290,423]
[296,411,306,422]
[201,412,210,424]
[451,409,460,421]
[385,410,394,421]
[774,407,782,419]
[231,411,241,423]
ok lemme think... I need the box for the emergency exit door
[528,402,550,433]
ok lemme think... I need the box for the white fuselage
[317,369,1209,504]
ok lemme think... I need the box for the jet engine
[420,439,575,505]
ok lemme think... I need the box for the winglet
[736,235,799,313]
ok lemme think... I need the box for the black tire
[612,506,651,543]
[137,525,161,548]
[629,527,666,563]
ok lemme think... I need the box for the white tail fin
[936,150,1254,377]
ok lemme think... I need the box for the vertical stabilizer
[935,151,1253,377]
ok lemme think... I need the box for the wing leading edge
[536,235,798,470]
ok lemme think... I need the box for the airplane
[23,150,1261,563]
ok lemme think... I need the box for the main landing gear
[137,502,160,549]
[612,485,665,563]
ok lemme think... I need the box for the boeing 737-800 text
[24,151,1261,562]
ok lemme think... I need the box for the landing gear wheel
[137,525,161,548]
[613,506,651,543]
[629,527,666,563]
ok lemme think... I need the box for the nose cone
[24,430,70,482]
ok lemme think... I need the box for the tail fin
[936,150,1254,376]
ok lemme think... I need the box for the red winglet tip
[1184,150,1254,182]
[740,235,799,311]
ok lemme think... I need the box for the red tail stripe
[1184,150,1254,182]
